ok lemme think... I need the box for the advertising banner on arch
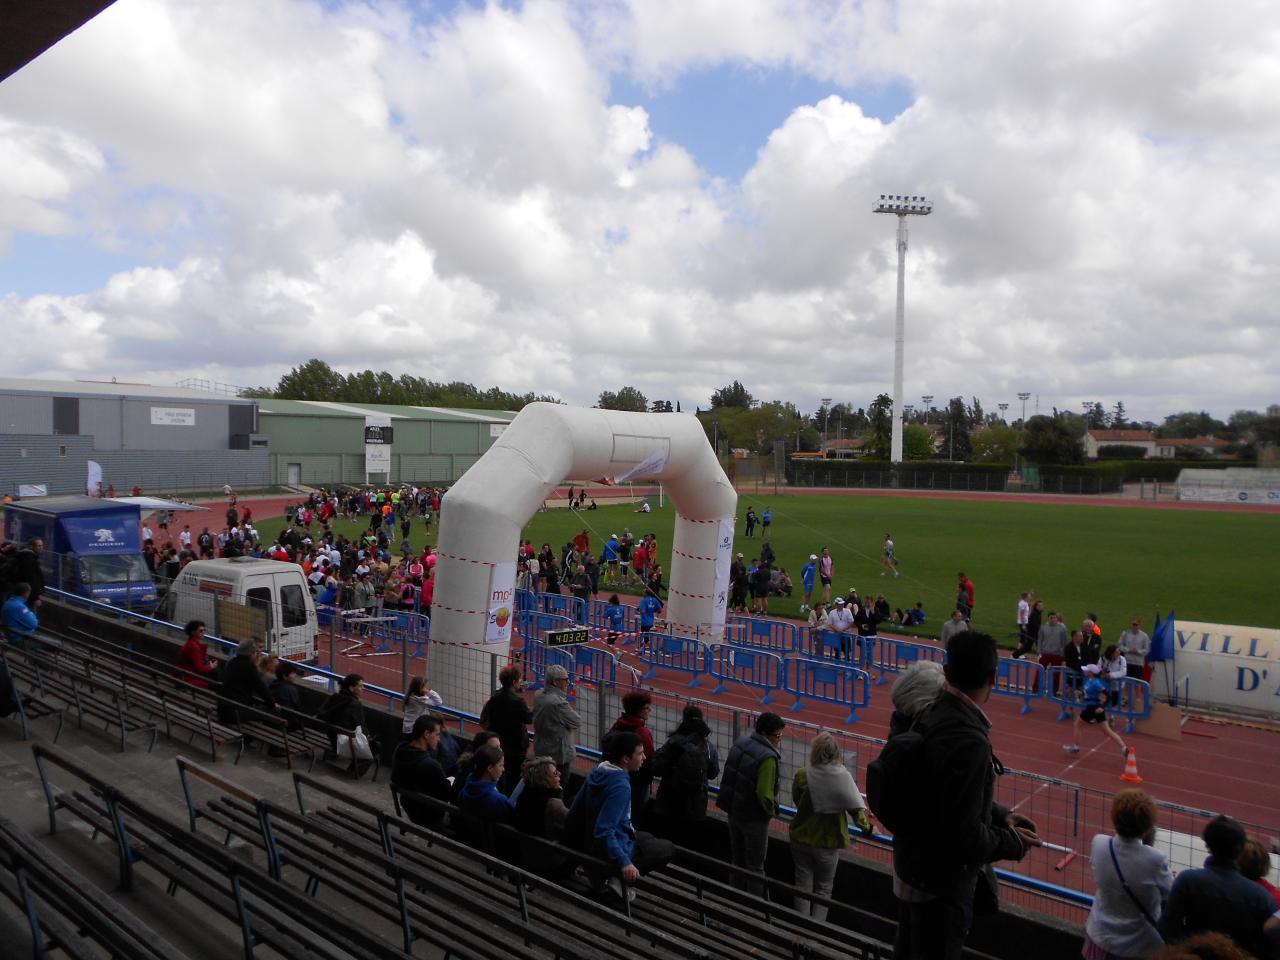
[1153,620,1280,719]
[712,519,735,629]
[485,561,518,644]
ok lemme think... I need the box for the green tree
[276,359,347,399]
[1019,414,1084,465]
[1109,401,1129,429]
[863,393,893,459]
[971,425,1019,463]
[941,396,972,460]
[1157,411,1226,439]
[903,423,936,460]
[597,386,648,411]
[710,380,753,410]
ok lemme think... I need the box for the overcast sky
[2,0,1278,422]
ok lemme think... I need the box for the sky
[1,0,1278,423]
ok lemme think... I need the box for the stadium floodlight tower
[874,193,933,464]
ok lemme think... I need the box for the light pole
[875,193,933,464]
[998,402,1008,423]
[921,394,934,425]
[820,397,832,449]
[1017,391,1030,426]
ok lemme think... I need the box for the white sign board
[489,424,507,438]
[151,406,196,426]
[17,484,47,497]
[1154,620,1280,718]
[1179,486,1280,504]
[365,414,392,476]
[485,561,517,643]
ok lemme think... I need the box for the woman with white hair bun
[888,660,945,738]
[789,731,874,922]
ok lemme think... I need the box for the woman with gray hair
[888,660,945,738]
[216,637,276,725]
[789,731,874,922]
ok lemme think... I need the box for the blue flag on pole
[1148,610,1175,662]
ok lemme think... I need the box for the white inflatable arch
[432,403,737,659]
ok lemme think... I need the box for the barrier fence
[1046,666,1154,732]
[865,637,946,686]
[785,658,872,724]
[705,644,784,703]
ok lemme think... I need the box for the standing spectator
[392,716,449,828]
[807,600,829,634]
[1038,610,1069,693]
[216,639,276,725]
[800,554,818,614]
[480,666,532,793]
[1082,618,1104,664]
[650,704,720,850]
[888,660,946,738]
[1119,619,1151,680]
[1161,815,1280,956]
[956,572,975,619]
[174,619,218,688]
[940,608,969,645]
[1016,591,1033,646]
[1,583,39,646]
[1240,838,1280,909]
[744,507,758,538]
[790,731,874,922]
[1065,629,1097,678]
[565,731,674,904]
[533,664,581,778]
[827,597,855,660]
[606,691,656,811]
[569,564,591,622]
[1102,645,1129,707]
[716,711,786,896]
[401,675,443,739]
[1084,788,1171,960]
[730,554,748,613]
[891,630,1040,960]
[761,505,772,536]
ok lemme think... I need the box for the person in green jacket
[790,731,874,922]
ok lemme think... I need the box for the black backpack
[865,720,928,835]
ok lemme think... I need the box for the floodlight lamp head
[873,194,933,216]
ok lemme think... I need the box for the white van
[162,558,317,661]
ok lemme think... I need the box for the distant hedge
[1037,462,1127,494]
[789,459,1011,491]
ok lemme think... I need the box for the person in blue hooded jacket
[566,731,674,901]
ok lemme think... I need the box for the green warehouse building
[256,399,517,487]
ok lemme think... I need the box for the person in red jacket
[607,691,656,814]
[175,620,219,688]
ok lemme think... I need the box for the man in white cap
[827,596,855,659]
[799,554,818,613]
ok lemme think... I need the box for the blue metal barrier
[865,637,946,686]
[705,644,784,704]
[571,645,619,689]
[728,616,799,654]
[521,639,576,689]
[993,657,1045,714]
[785,657,872,724]
[1046,666,1087,721]
[1115,677,1153,733]
[808,629,873,668]
[638,633,706,687]
[537,593,586,623]
[515,588,537,613]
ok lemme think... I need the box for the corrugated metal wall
[0,394,53,434]
[0,435,269,494]
[78,398,123,449]
[121,399,231,451]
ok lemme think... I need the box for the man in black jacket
[480,665,532,794]
[392,716,449,827]
[892,631,1041,959]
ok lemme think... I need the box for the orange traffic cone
[1121,748,1143,783]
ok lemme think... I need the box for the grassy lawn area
[254,493,1280,643]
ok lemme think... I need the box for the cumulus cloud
[0,0,1277,421]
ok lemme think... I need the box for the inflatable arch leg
[431,404,736,709]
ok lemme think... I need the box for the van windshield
[78,554,154,585]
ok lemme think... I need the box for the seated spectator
[1162,814,1280,957]
[514,755,568,840]
[436,721,461,777]
[1,582,39,646]
[174,619,218,688]
[807,601,828,633]
[456,744,515,845]
[392,716,450,828]
[908,601,926,625]
[316,674,379,771]
[401,675,443,740]
[450,730,502,803]
[270,661,305,730]
[1154,931,1261,960]
[1084,788,1171,959]
[774,568,793,597]
[565,731,675,903]
[1240,837,1280,909]
[216,639,275,725]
